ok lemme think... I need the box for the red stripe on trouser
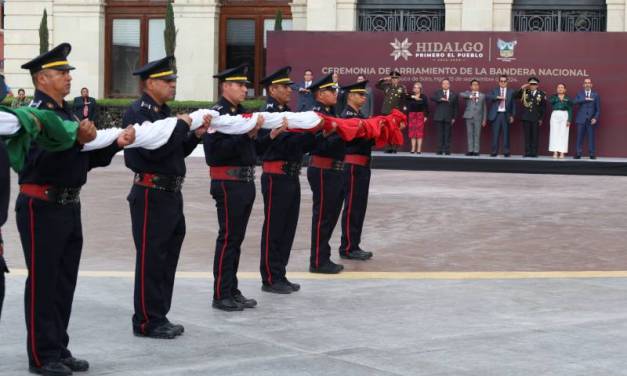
[264,176,273,285]
[140,189,150,333]
[344,165,355,255]
[28,198,41,367]
[216,182,229,299]
[315,169,324,268]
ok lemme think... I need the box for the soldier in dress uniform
[308,73,345,274]
[258,66,315,294]
[0,75,10,321]
[338,81,374,261]
[515,77,546,157]
[17,43,134,376]
[376,71,407,153]
[0,79,88,325]
[204,64,263,311]
[123,56,208,339]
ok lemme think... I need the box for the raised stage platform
[165,147,627,176]
[365,152,627,176]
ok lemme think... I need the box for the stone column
[606,0,626,31]
[53,0,106,98]
[336,0,357,31]
[306,0,337,31]
[492,0,514,31]
[461,0,493,31]
[3,0,54,95]
[290,0,308,30]
[444,0,463,31]
[173,0,220,101]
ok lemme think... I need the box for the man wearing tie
[573,78,600,159]
[294,69,315,112]
[72,87,98,124]
[486,75,516,157]
[431,79,458,155]
[460,79,487,156]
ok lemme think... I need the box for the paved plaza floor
[1,156,626,375]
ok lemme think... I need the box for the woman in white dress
[548,83,573,159]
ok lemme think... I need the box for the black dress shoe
[233,292,257,308]
[436,151,443,155]
[490,153,497,157]
[574,155,581,159]
[212,298,244,311]
[29,362,72,376]
[340,249,373,261]
[445,152,451,155]
[262,281,293,294]
[284,278,301,292]
[166,322,184,336]
[61,356,89,372]
[384,149,394,154]
[590,155,597,160]
[465,152,473,156]
[134,323,179,339]
[310,261,343,274]
[504,153,510,158]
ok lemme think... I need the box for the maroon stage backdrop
[267,31,627,157]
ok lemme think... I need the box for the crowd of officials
[296,71,601,159]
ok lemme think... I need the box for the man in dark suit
[515,77,546,157]
[293,69,315,112]
[486,75,516,157]
[573,78,600,159]
[72,87,98,123]
[431,79,458,155]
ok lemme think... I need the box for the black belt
[210,166,255,182]
[134,173,184,192]
[262,161,302,176]
[20,184,81,205]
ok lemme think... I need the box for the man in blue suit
[486,75,516,157]
[293,69,315,112]
[573,78,600,159]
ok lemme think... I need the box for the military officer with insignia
[205,64,262,311]
[515,77,546,157]
[0,75,11,321]
[258,66,315,294]
[0,76,88,325]
[17,43,133,376]
[338,81,374,262]
[0,144,8,324]
[308,73,345,274]
[123,56,208,339]
[376,71,407,153]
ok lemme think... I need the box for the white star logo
[390,38,412,61]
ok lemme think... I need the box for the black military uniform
[307,73,345,274]
[258,67,315,294]
[123,56,198,339]
[0,75,10,321]
[338,81,374,262]
[16,44,119,375]
[0,142,8,321]
[515,77,546,157]
[205,65,259,311]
